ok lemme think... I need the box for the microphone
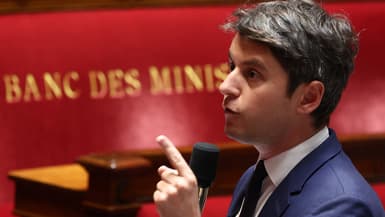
[189,142,220,212]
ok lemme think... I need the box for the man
[153,0,385,217]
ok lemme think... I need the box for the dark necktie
[239,160,268,217]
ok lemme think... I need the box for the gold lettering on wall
[204,64,214,92]
[124,69,141,96]
[173,66,183,94]
[3,72,80,103]
[89,69,141,99]
[149,63,228,95]
[185,65,203,93]
[214,63,229,88]
[1,63,227,103]
[89,71,108,99]
[108,69,125,98]
[24,74,42,102]
[149,66,173,95]
[63,71,80,99]
[43,71,80,100]
[44,72,63,100]
[4,74,22,103]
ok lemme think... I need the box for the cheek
[243,91,277,112]
[243,91,292,120]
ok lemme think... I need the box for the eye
[245,70,260,80]
[228,60,235,71]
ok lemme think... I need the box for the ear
[297,81,325,114]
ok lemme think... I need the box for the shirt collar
[263,127,329,187]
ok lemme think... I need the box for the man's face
[219,34,298,146]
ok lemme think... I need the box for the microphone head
[189,142,220,188]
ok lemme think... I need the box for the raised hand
[153,135,201,217]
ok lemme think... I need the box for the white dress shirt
[236,127,329,217]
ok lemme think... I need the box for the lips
[223,106,239,115]
[222,96,240,115]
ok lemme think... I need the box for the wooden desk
[8,135,385,217]
[9,164,87,217]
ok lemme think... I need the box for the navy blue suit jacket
[227,130,385,217]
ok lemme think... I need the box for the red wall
[0,6,234,204]
[329,2,385,134]
[0,1,385,209]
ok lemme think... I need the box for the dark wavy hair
[223,0,359,129]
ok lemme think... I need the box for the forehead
[229,34,276,69]
[229,34,273,62]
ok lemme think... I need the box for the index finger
[156,135,194,177]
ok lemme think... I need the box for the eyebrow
[228,52,267,72]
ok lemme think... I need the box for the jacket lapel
[258,129,342,217]
[227,165,256,217]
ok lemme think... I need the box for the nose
[219,69,241,97]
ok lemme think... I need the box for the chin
[224,127,252,145]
